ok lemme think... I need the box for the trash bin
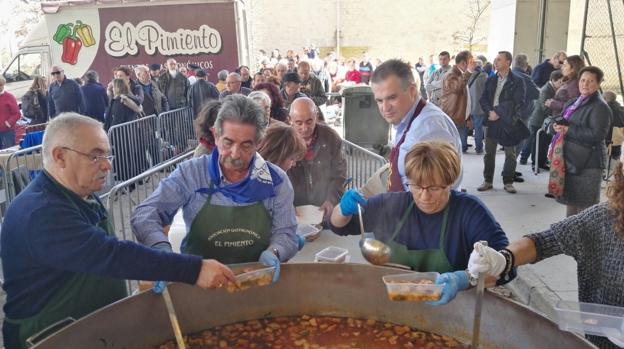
[341,86,389,149]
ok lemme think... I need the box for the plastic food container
[296,223,322,242]
[555,300,624,343]
[315,246,349,263]
[382,272,442,302]
[226,263,275,293]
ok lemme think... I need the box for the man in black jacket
[477,51,526,194]
[188,69,219,118]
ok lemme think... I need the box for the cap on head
[283,72,301,84]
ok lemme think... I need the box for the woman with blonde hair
[258,123,306,171]
[104,78,143,131]
[21,76,48,124]
[331,141,511,303]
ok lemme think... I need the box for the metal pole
[606,0,624,98]
[579,0,589,56]
[336,0,340,57]
[534,128,542,175]
[536,0,547,63]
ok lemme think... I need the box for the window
[3,53,42,82]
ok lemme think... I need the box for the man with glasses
[1,113,236,349]
[531,51,567,87]
[48,65,85,118]
[131,95,298,282]
[219,72,251,99]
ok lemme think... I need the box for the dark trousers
[484,136,517,184]
[521,125,551,167]
[0,130,16,149]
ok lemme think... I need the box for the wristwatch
[272,247,280,260]
[467,270,479,287]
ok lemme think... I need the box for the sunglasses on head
[51,71,62,75]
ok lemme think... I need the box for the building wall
[247,0,491,63]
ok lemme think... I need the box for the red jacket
[0,92,21,132]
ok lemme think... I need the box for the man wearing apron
[132,94,298,281]
[369,59,463,192]
[1,114,235,349]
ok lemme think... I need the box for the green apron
[6,182,127,349]
[385,201,455,273]
[182,187,272,264]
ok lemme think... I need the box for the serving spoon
[357,203,392,265]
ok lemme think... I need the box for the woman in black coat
[547,66,613,216]
[105,78,144,181]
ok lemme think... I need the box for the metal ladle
[357,203,392,265]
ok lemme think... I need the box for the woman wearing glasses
[330,142,511,302]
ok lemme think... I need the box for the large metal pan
[31,263,596,349]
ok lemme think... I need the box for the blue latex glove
[259,250,280,283]
[152,280,167,294]
[339,189,367,216]
[427,271,470,306]
[297,235,305,251]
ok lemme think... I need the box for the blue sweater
[48,77,85,118]
[81,82,109,122]
[0,172,202,319]
[331,191,509,271]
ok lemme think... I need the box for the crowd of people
[1,44,624,349]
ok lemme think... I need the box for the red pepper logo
[53,20,96,65]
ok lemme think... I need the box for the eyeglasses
[51,71,62,75]
[407,184,448,195]
[62,147,115,164]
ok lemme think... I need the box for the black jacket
[480,71,527,125]
[547,92,612,172]
[187,79,219,117]
[104,95,141,131]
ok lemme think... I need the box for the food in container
[296,223,322,241]
[382,272,443,302]
[226,264,275,293]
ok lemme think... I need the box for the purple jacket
[547,79,579,117]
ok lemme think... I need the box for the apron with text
[182,186,272,264]
[385,201,454,273]
[5,189,127,349]
[387,99,427,192]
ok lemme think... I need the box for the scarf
[196,148,282,203]
[549,95,589,155]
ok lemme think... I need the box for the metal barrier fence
[341,139,388,189]
[103,151,193,243]
[107,115,159,184]
[0,145,44,203]
[157,107,196,162]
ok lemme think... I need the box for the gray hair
[217,70,229,81]
[227,72,242,82]
[134,65,149,75]
[84,70,99,83]
[289,96,317,116]
[215,95,267,142]
[248,91,272,108]
[513,53,529,70]
[42,113,103,168]
[0,76,6,84]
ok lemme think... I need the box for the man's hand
[488,111,499,121]
[553,124,569,134]
[259,250,281,283]
[319,201,334,221]
[468,242,506,278]
[4,121,11,128]
[544,99,553,108]
[195,259,236,289]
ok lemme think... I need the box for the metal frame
[341,139,388,189]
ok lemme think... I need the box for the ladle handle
[472,240,487,349]
[357,203,365,242]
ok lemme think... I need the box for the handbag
[548,131,565,198]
